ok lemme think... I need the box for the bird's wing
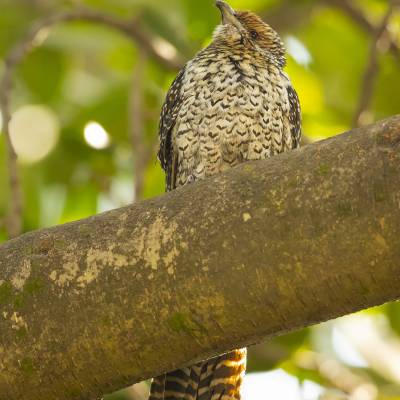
[286,84,302,149]
[158,67,186,191]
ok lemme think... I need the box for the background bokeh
[0,0,399,399]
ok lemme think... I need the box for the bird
[150,1,301,399]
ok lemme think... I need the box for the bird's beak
[215,0,242,30]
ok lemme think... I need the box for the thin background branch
[353,4,397,127]
[328,0,400,63]
[129,50,162,202]
[249,342,375,397]
[0,7,182,238]
[130,48,147,201]
[0,58,23,238]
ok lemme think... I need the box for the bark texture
[0,116,399,400]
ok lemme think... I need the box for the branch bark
[0,116,399,400]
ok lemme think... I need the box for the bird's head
[214,0,286,67]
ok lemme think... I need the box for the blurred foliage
[0,0,399,399]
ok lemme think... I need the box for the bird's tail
[149,348,247,400]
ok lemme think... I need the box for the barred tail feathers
[148,349,246,400]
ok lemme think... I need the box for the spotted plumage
[152,1,301,399]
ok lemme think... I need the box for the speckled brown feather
[152,2,301,398]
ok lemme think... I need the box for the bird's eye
[250,30,259,40]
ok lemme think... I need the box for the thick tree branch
[0,116,399,400]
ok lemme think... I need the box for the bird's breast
[174,57,291,186]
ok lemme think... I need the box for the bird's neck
[196,43,284,70]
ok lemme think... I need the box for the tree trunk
[0,116,399,400]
